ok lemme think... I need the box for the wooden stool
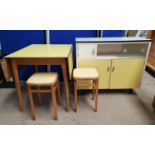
[26,72,61,120]
[73,68,99,112]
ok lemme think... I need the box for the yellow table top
[5,44,72,58]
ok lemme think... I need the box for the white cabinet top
[76,37,151,43]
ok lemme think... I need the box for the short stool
[26,72,61,120]
[73,68,99,112]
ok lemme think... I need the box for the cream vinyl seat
[73,68,99,80]
[26,72,58,85]
[73,68,99,112]
[26,72,61,120]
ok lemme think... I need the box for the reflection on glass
[97,43,148,57]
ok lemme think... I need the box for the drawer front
[77,44,97,59]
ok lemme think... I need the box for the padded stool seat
[73,68,99,80]
[26,72,58,85]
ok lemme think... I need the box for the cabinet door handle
[107,67,110,72]
[92,49,95,55]
[112,66,115,72]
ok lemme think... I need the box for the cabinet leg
[128,89,133,94]
[92,81,95,100]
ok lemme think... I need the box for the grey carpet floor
[0,71,155,125]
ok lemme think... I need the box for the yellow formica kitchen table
[3,44,73,112]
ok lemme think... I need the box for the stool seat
[73,68,99,80]
[26,72,58,85]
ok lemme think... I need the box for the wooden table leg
[34,66,42,105]
[92,81,95,100]
[61,62,70,112]
[34,65,39,72]
[95,79,99,112]
[12,60,24,111]
[74,80,77,112]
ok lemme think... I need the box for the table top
[5,44,72,58]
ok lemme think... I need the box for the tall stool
[26,72,61,120]
[73,68,99,112]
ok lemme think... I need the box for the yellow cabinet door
[110,59,145,89]
[78,59,111,89]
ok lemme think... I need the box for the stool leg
[37,86,42,105]
[51,85,58,120]
[57,80,62,106]
[94,79,99,112]
[27,85,36,120]
[92,81,95,100]
[74,80,77,112]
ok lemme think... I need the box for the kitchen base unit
[76,37,152,89]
